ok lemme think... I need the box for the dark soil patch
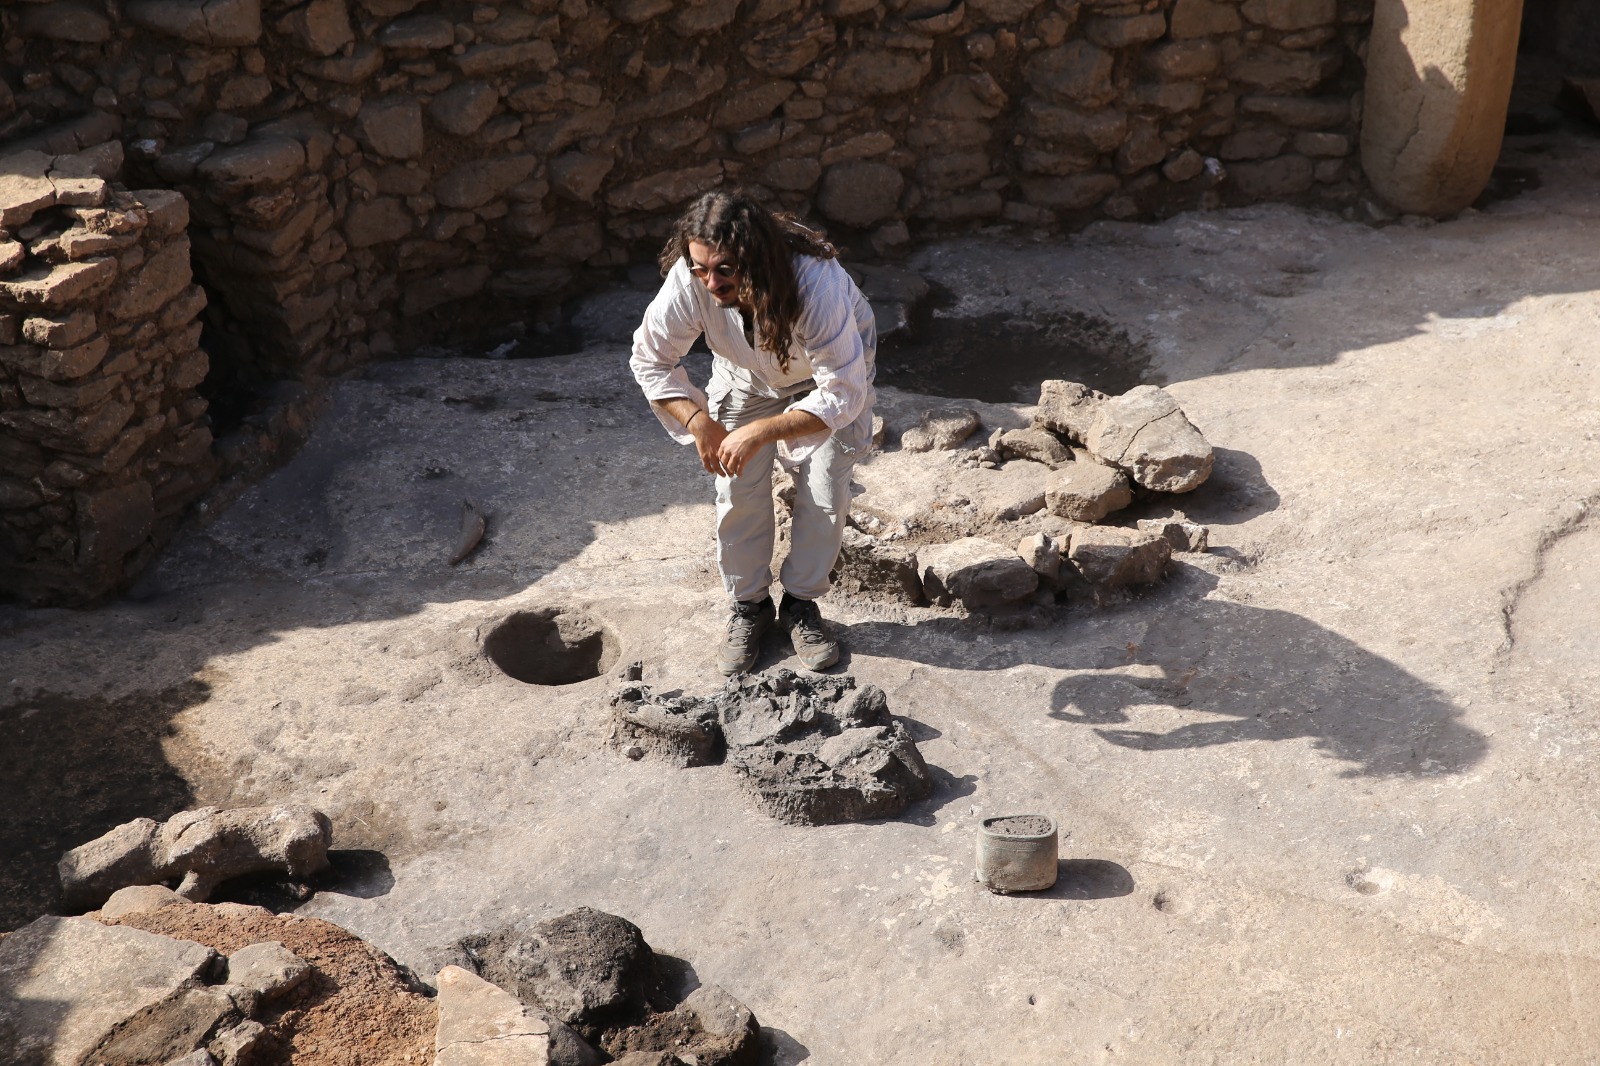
[875,289,1152,404]
[1473,164,1543,206]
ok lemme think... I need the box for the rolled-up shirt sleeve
[629,262,707,444]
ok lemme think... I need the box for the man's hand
[716,411,827,477]
[715,423,770,478]
[689,414,730,475]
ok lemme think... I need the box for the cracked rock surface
[448,907,760,1066]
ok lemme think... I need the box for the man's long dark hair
[658,188,837,374]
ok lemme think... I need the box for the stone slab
[433,965,550,1066]
[0,916,214,1066]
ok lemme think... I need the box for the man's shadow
[846,565,1488,779]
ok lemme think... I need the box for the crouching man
[630,189,876,675]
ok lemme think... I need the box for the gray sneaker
[779,594,839,671]
[717,596,774,676]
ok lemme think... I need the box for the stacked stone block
[1,0,1373,382]
[0,0,1374,600]
[0,146,216,603]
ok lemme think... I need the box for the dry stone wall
[4,0,1374,367]
[0,145,216,604]
[1,0,1374,601]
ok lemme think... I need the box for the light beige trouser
[709,387,872,604]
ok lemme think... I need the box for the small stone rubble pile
[611,666,934,825]
[837,377,1214,610]
[0,905,376,1066]
[0,143,216,603]
[2,811,762,1065]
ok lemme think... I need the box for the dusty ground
[5,124,1600,1064]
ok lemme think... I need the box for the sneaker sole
[716,652,757,676]
[796,646,839,671]
[789,632,839,671]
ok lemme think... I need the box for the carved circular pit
[484,608,620,687]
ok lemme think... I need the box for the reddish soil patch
[106,903,436,1066]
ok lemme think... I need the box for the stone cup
[975,814,1058,894]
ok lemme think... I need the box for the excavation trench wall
[1,0,1380,601]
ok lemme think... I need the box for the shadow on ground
[847,565,1488,779]
[0,683,207,930]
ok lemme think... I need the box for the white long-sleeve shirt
[629,253,876,463]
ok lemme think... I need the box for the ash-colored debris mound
[447,906,761,1066]
[610,666,934,825]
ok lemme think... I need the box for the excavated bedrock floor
[4,130,1600,1064]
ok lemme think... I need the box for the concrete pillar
[1360,0,1525,216]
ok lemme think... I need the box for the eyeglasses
[688,261,739,279]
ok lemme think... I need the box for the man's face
[687,240,742,308]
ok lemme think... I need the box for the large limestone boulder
[1083,385,1213,493]
[59,805,333,907]
[1361,0,1523,215]
[919,537,1040,607]
[1032,379,1107,442]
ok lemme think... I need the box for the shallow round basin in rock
[484,608,620,686]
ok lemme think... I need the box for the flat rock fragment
[0,915,218,1066]
[1045,461,1133,522]
[919,536,1040,608]
[900,407,981,451]
[450,498,487,565]
[949,459,1051,523]
[434,965,552,1066]
[225,941,313,1001]
[1084,384,1213,492]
